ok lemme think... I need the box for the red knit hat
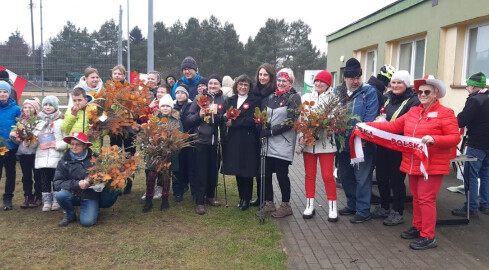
[314,70,332,86]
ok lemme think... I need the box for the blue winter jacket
[0,97,21,150]
[335,83,379,152]
[171,74,201,100]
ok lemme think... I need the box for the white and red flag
[0,65,28,101]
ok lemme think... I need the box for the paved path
[271,154,487,270]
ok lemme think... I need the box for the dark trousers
[193,143,218,205]
[376,146,406,214]
[145,170,171,197]
[110,134,136,155]
[40,168,56,192]
[174,147,196,197]
[236,176,253,201]
[264,157,291,203]
[19,154,41,197]
[0,149,17,200]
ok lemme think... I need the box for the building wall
[326,0,489,113]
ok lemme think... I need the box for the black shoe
[239,200,250,211]
[3,198,13,211]
[451,206,478,217]
[160,197,169,211]
[350,214,371,223]
[249,198,260,207]
[58,215,76,227]
[338,207,355,216]
[174,195,183,202]
[400,227,420,239]
[237,199,244,208]
[409,237,437,250]
[479,207,489,215]
[123,181,133,194]
[142,197,153,213]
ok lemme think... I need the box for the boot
[255,201,276,217]
[123,179,133,194]
[51,191,61,211]
[33,195,42,207]
[20,196,30,209]
[28,195,39,208]
[302,198,315,219]
[3,197,13,211]
[42,192,52,212]
[142,196,153,213]
[272,202,293,218]
[205,197,221,207]
[160,196,169,211]
[328,200,338,222]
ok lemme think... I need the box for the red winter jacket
[368,101,460,176]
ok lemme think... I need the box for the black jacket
[186,90,226,145]
[367,75,386,113]
[458,90,489,149]
[221,95,259,177]
[174,100,192,132]
[382,88,420,122]
[53,149,99,200]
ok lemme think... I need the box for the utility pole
[118,5,123,65]
[147,0,154,72]
[29,0,35,53]
[40,0,44,98]
[127,0,131,82]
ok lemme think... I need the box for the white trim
[461,20,489,85]
[331,72,337,87]
[364,49,377,81]
[397,37,426,82]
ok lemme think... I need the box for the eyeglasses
[237,83,250,88]
[417,90,432,96]
[70,142,85,147]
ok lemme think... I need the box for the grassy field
[0,166,287,269]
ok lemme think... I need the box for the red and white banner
[350,123,429,179]
[0,65,28,102]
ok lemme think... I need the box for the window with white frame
[398,38,425,81]
[365,50,377,80]
[331,72,337,87]
[464,22,489,83]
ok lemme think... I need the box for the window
[331,72,337,87]
[365,50,377,80]
[398,38,425,81]
[339,67,345,85]
[464,22,489,83]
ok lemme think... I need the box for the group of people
[0,55,486,251]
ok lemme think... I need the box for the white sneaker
[51,202,61,211]
[42,203,52,212]
[141,193,146,200]
[154,186,163,199]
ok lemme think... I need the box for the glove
[260,129,272,138]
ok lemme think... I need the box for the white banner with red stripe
[349,123,429,179]
[0,65,28,101]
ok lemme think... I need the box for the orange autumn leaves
[87,145,141,191]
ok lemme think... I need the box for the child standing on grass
[0,81,21,210]
[34,96,67,211]
[142,94,182,213]
[10,98,43,208]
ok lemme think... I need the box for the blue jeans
[464,146,489,211]
[337,150,373,217]
[56,190,99,227]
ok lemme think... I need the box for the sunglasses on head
[417,90,432,96]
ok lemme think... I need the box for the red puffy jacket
[368,101,460,176]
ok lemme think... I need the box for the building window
[365,50,377,80]
[331,72,337,87]
[398,38,425,80]
[464,22,489,82]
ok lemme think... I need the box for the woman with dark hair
[222,75,259,211]
[249,63,277,207]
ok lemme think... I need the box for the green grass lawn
[0,165,287,269]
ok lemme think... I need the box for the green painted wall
[326,0,489,83]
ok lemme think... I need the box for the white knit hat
[391,70,411,87]
[159,94,174,108]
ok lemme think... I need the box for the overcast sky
[4,0,396,54]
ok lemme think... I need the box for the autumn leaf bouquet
[136,114,194,175]
[11,111,40,145]
[226,106,240,120]
[0,138,9,156]
[87,145,141,192]
[293,92,359,153]
[196,94,214,123]
[253,107,268,129]
[87,78,151,140]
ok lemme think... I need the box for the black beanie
[0,70,9,81]
[208,74,222,85]
[344,58,362,78]
[181,56,198,71]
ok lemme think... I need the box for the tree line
[0,16,326,86]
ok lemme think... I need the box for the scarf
[70,148,88,161]
[275,87,291,97]
[350,123,429,179]
[38,110,63,131]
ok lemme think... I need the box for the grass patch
[0,165,287,269]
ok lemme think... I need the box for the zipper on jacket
[409,112,423,174]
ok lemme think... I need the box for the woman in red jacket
[368,75,460,250]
